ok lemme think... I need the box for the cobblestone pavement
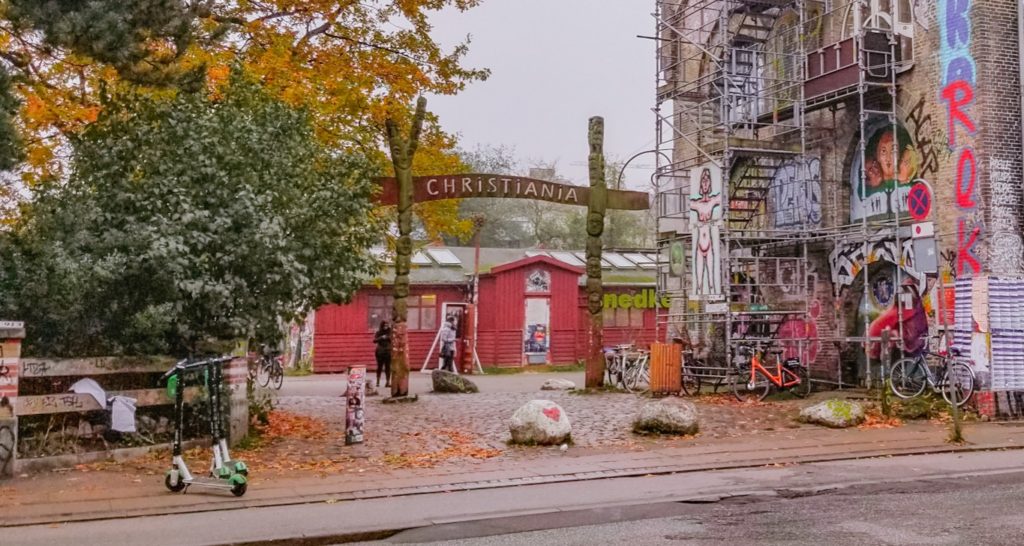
[271,387,808,472]
[0,377,816,504]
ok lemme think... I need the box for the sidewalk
[3,420,1023,527]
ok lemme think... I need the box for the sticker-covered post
[345,366,366,445]
[0,320,25,477]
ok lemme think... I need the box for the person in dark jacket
[374,320,392,388]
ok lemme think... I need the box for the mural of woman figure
[689,167,722,296]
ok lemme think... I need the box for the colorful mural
[939,0,982,276]
[688,164,723,299]
[850,120,919,221]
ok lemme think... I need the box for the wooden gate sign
[376,174,650,211]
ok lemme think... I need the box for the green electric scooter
[206,357,247,477]
[162,357,247,496]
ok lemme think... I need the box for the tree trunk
[384,97,428,398]
[585,117,607,388]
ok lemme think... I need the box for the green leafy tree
[0,72,381,356]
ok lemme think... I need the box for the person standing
[373,320,392,388]
[440,317,457,372]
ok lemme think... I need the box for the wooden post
[384,97,428,399]
[585,117,607,388]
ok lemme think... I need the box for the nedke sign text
[376,174,650,211]
[603,290,670,310]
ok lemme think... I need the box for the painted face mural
[850,121,919,221]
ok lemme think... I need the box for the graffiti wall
[939,0,982,277]
[689,164,723,299]
[769,157,822,229]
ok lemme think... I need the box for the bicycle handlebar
[160,355,234,381]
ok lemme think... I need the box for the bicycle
[889,347,975,407]
[604,345,650,392]
[732,342,811,402]
[252,347,284,390]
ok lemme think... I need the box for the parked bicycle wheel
[257,357,273,388]
[270,361,284,390]
[681,363,702,396]
[889,358,927,399]
[624,356,650,393]
[732,368,770,402]
[791,365,812,398]
[941,361,975,407]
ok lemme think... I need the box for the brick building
[655,0,1024,413]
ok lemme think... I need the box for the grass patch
[891,393,945,420]
[482,363,585,375]
[285,367,314,377]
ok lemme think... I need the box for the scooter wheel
[231,482,247,497]
[165,474,186,493]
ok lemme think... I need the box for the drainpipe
[1019,0,1024,194]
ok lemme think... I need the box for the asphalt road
[9,449,1024,545]
[379,472,1024,545]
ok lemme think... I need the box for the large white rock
[633,399,699,435]
[509,400,572,445]
[540,378,576,391]
[799,399,865,428]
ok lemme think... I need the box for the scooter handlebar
[160,355,235,382]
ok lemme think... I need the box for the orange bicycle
[732,342,811,402]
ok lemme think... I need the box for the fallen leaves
[253,411,336,441]
[380,428,503,469]
[859,410,904,429]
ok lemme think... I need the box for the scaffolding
[654,0,909,388]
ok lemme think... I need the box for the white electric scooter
[162,357,247,496]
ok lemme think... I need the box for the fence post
[0,321,25,478]
[226,354,250,445]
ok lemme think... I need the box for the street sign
[907,181,933,221]
[913,237,938,274]
[911,222,934,239]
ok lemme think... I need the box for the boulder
[799,399,865,428]
[633,399,699,436]
[540,378,576,391]
[509,400,572,445]
[431,370,479,394]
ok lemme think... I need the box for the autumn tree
[0,1,487,239]
[0,73,380,356]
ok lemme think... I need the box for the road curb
[3,440,1023,529]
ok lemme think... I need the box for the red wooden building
[313,246,662,373]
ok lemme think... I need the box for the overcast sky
[428,1,655,190]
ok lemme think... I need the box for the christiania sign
[376,173,649,210]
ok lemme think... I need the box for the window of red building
[368,294,438,331]
[603,307,644,328]
[368,294,393,329]
[407,294,437,330]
